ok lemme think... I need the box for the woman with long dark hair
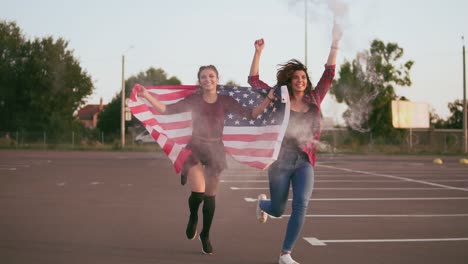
[248,23,342,264]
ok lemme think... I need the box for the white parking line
[304,237,468,246]
[231,187,446,190]
[0,164,30,168]
[318,164,468,192]
[244,197,468,202]
[222,179,468,183]
[0,168,16,171]
[224,180,409,183]
[282,214,468,218]
[278,214,468,218]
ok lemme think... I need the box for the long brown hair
[276,59,313,96]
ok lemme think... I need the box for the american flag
[129,84,290,173]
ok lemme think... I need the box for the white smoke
[286,1,378,137]
[344,89,379,133]
[341,51,383,133]
[288,0,349,24]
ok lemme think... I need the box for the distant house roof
[78,104,104,121]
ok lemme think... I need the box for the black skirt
[184,137,227,176]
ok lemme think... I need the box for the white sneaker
[279,253,300,264]
[257,194,268,223]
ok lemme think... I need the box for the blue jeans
[260,148,315,253]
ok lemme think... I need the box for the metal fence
[0,130,140,149]
[0,129,466,154]
[320,128,466,154]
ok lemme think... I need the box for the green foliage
[97,67,181,135]
[430,107,446,128]
[225,80,240,86]
[96,93,121,137]
[0,21,93,135]
[445,99,465,129]
[330,39,414,139]
[433,99,466,129]
[126,67,179,93]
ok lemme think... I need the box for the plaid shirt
[247,64,336,166]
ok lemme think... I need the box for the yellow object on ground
[433,158,443,165]
[459,158,468,164]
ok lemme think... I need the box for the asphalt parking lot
[1,150,467,263]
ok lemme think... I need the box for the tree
[225,80,240,86]
[0,21,93,137]
[97,67,181,137]
[0,21,24,131]
[330,39,414,140]
[443,99,466,129]
[429,107,446,128]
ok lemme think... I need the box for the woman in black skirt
[138,65,275,255]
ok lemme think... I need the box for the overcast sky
[2,0,467,123]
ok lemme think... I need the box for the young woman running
[138,65,275,255]
[248,23,342,264]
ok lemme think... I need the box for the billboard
[391,100,430,129]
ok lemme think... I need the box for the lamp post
[121,46,133,148]
[304,0,308,68]
[462,36,467,153]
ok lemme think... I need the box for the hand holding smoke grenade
[273,85,288,103]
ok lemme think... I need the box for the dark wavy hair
[276,59,313,96]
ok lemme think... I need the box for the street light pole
[304,0,308,68]
[121,46,133,148]
[462,36,467,153]
[121,54,125,148]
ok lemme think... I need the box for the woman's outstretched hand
[254,38,265,53]
[136,84,149,98]
[331,21,343,46]
[135,84,167,113]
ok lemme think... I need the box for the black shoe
[186,216,197,240]
[199,235,213,255]
[181,173,187,186]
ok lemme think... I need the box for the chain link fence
[0,130,150,150]
[319,128,466,154]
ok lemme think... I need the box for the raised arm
[326,21,343,66]
[250,39,264,76]
[312,21,342,103]
[248,38,271,89]
[137,85,167,113]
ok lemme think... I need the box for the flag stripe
[224,125,283,134]
[223,133,280,142]
[225,147,274,157]
[223,140,279,150]
[153,89,196,101]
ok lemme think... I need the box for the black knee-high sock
[189,192,205,222]
[200,195,216,238]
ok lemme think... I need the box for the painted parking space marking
[244,197,468,202]
[231,187,446,190]
[0,164,30,168]
[304,237,468,246]
[282,214,468,218]
[0,168,17,171]
[317,164,468,192]
[222,179,468,183]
